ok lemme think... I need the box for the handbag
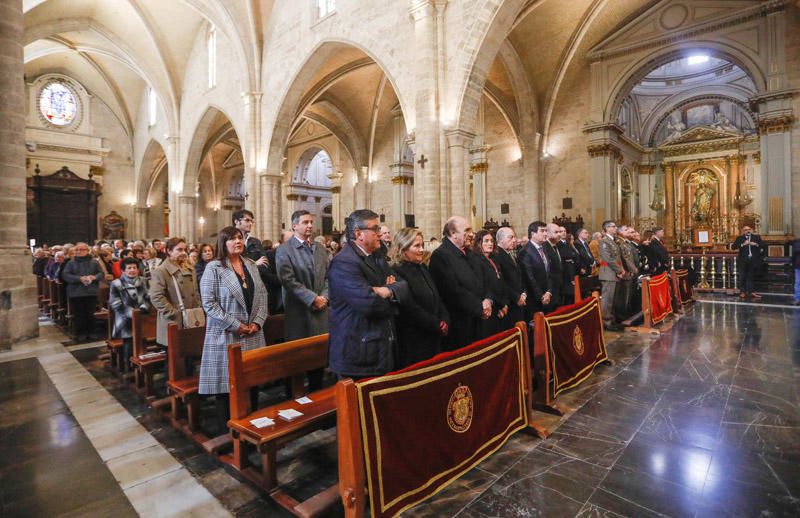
[171,274,205,328]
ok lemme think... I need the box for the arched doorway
[285,145,333,237]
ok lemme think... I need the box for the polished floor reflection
[0,358,137,517]
[2,301,798,517]
[412,301,800,517]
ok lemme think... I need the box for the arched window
[207,26,217,89]
[317,0,335,18]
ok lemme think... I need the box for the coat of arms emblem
[573,326,585,356]
[447,384,473,433]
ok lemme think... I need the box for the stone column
[355,166,369,209]
[586,144,621,230]
[260,173,282,240]
[241,91,262,224]
[166,135,180,236]
[444,129,474,219]
[0,0,38,348]
[757,113,793,234]
[177,195,197,242]
[663,162,676,243]
[133,205,149,238]
[409,1,444,238]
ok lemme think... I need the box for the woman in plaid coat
[199,226,268,430]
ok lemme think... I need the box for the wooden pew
[227,334,334,502]
[37,276,50,313]
[263,313,285,345]
[166,323,205,433]
[103,305,125,372]
[573,274,600,303]
[130,309,163,397]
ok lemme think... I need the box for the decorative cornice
[331,186,341,194]
[582,122,624,135]
[470,162,488,174]
[391,176,414,185]
[757,115,794,134]
[286,194,299,201]
[587,143,622,158]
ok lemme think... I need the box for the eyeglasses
[239,218,254,223]
[359,225,381,233]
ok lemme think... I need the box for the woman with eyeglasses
[199,226,268,432]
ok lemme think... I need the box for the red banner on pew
[674,269,693,305]
[355,327,528,518]
[544,297,608,397]
[648,272,673,324]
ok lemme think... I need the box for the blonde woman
[388,228,450,368]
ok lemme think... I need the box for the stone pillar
[409,1,444,239]
[133,205,149,238]
[286,193,299,222]
[663,162,675,243]
[241,91,262,225]
[0,0,38,348]
[166,135,180,236]
[586,143,621,230]
[757,113,794,234]
[445,129,474,219]
[328,173,343,232]
[355,166,369,209]
[177,195,197,242]
[260,173,282,240]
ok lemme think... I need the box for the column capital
[134,205,150,213]
[165,135,179,144]
[178,194,198,203]
[444,128,476,147]
[757,114,794,134]
[409,0,436,20]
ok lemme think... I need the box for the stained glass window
[39,82,77,126]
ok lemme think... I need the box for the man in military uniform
[599,221,625,331]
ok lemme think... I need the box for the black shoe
[604,323,623,332]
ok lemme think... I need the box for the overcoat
[198,258,268,394]
[276,237,329,341]
[494,247,525,324]
[519,242,553,314]
[109,276,151,339]
[393,261,449,367]
[149,260,201,346]
[327,242,409,378]
[429,239,489,351]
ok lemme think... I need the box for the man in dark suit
[495,226,526,325]
[233,209,281,308]
[276,210,330,389]
[574,228,596,277]
[328,210,408,379]
[732,224,764,300]
[557,225,577,304]
[519,220,554,317]
[544,223,565,307]
[649,227,670,275]
[430,215,492,351]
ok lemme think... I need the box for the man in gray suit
[276,210,329,390]
[599,221,625,331]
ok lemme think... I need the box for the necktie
[537,246,549,272]
[746,234,752,258]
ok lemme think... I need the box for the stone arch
[292,144,334,187]
[603,42,768,125]
[264,39,412,178]
[450,0,529,133]
[136,138,168,205]
[182,105,243,195]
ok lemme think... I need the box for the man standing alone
[732,225,764,300]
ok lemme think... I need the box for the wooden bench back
[167,323,206,382]
[132,309,158,358]
[228,334,329,420]
[97,285,110,310]
[263,314,285,345]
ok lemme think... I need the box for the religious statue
[691,182,715,223]
[101,210,127,239]
[663,117,686,143]
[711,112,738,132]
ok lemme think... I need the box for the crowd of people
[31,208,733,430]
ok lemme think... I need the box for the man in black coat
[495,227,526,325]
[732,224,764,300]
[544,223,565,307]
[574,228,596,277]
[649,227,670,275]
[328,210,409,379]
[519,221,554,317]
[557,225,577,304]
[430,215,492,351]
[233,209,282,312]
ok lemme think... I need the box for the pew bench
[227,334,334,496]
[166,323,204,433]
[130,309,162,398]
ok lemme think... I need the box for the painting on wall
[685,104,715,127]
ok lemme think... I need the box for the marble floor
[1,300,798,517]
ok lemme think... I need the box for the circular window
[39,82,78,126]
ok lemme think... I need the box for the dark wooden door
[27,166,100,246]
